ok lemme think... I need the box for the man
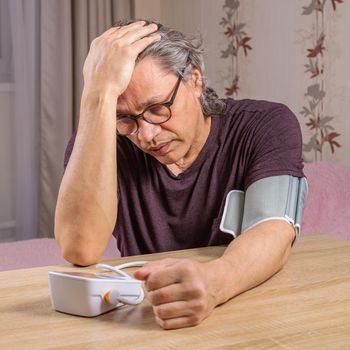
[55,20,306,330]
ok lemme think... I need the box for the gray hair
[113,19,226,116]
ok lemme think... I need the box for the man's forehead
[117,59,175,113]
[134,57,169,81]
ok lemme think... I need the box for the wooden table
[0,234,349,349]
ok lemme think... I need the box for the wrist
[83,78,123,100]
[80,87,118,120]
[79,86,118,128]
[203,258,233,306]
[81,86,118,109]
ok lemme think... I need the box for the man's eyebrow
[139,94,166,108]
[117,94,166,115]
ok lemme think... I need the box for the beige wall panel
[134,0,350,165]
[134,0,161,20]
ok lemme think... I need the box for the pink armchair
[0,237,119,271]
[302,161,350,240]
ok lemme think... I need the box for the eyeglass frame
[116,73,183,136]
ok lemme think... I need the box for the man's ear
[188,68,203,98]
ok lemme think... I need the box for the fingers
[138,259,215,330]
[83,21,159,100]
[145,259,196,291]
[134,258,178,281]
[151,290,209,329]
[102,21,159,45]
[97,22,160,60]
[154,304,205,330]
[155,315,200,330]
[105,21,146,38]
[152,299,209,330]
[153,301,190,319]
[112,20,147,36]
[119,23,159,45]
[147,283,191,305]
[131,34,161,53]
[153,300,205,321]
[145,267,179,291]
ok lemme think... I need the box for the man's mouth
[148,141,172,157]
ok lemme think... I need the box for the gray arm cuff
[220,175,308,238]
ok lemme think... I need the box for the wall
[0,85,15,241]
[134,0,350,166]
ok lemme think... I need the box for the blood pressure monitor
[48,262,146,317]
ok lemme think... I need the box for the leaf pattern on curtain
[300,0,342,160]
[219,0,252,96]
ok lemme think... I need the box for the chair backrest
[302,161,350,240]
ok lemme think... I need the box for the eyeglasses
[116,74,182,136]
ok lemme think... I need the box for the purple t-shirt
[64,98,304,256]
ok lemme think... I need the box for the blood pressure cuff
[220,175,308,239]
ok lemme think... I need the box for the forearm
[55,89,118,265]
[207,220,295,306]
[55,23,160,266]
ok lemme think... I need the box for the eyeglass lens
[117,105,171,135]
[116,74,182,136]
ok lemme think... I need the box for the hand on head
[82,21,161,98]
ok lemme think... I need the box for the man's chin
[150,153,175,165]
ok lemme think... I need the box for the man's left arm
[134,219,295,330]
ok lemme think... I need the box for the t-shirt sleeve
[63,133,76,170]
[244,104,304,190]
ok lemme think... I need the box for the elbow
[279,234,294,269]
[55,228,103,267]
[279,251,290,271]
[60,245,101,267]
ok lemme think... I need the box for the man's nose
[137,120,162,143]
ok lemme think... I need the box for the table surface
[0,234,350,350]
